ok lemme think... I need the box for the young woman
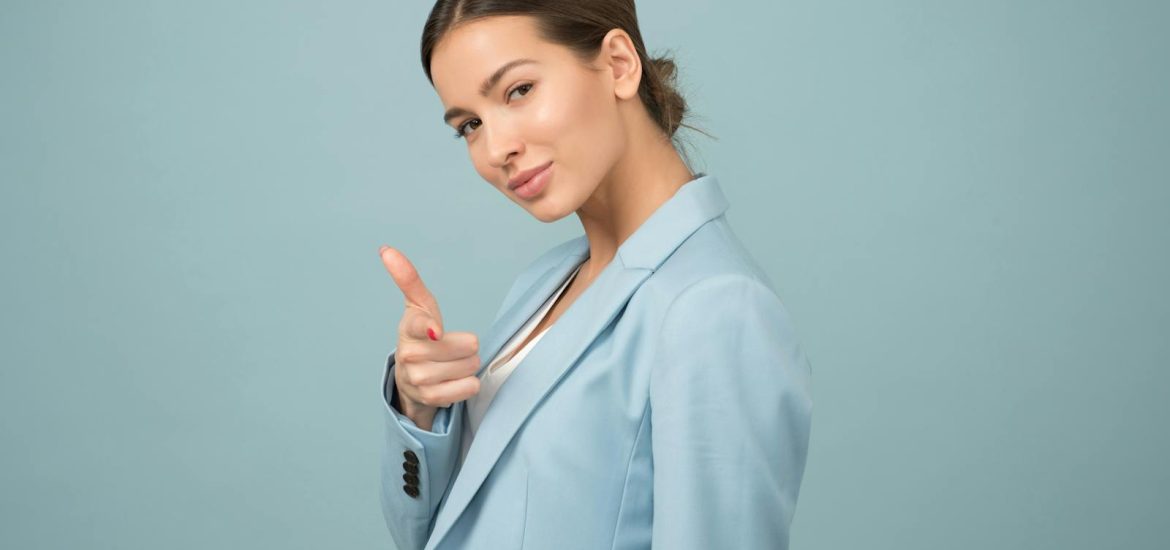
[376,2,813,549]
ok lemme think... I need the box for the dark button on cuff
[403,461,419,475]
[403,450,419,465]
[403,484,420,498]
[403,473,420,486]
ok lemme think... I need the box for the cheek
[524,96,572,141]
[527,83,613,144]
[533,92,620,191]
[561,87,626,181]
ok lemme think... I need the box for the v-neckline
[489,260,584,372]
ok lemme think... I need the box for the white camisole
[459,261,583,464]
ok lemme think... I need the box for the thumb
[379,245,444,332]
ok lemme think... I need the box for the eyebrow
[442,58,539,125]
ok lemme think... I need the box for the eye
[508,82,533,100]
[453,83,534,139]
[453,119,480,139]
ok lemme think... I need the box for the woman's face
[429,15,632,222]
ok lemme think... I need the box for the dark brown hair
[420,0,713,162]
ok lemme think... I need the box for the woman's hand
[379,245,482,431]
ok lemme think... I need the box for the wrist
[394,388,438,430]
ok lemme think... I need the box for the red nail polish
[427,327,437,341]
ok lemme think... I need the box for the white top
[459,261,583,465]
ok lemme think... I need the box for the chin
[525,199,575,223]
[528,207,567,224]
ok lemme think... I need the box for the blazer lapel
[426,173,730,550]
[474,239,591,381]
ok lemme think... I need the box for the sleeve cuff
[381,349,457,442]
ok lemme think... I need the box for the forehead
[431,15,554,101]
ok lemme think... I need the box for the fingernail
[427,327,437,341]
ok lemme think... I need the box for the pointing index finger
[380,245,444,332]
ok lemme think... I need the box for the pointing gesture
[381,245,445,342]
[379,246,481,430]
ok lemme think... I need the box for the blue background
[1,1,1166,548]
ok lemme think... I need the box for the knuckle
[397,345,422,365]
[416,386,433,404]
[403,368,421,387]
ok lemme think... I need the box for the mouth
[510,162,553,200]
[507,161,554,191]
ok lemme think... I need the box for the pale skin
[380,15,695,431]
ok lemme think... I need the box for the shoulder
[642,219,812,404]
[633,217,788,316]
[615,217,807,369]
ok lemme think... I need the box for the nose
[484,123,523,170]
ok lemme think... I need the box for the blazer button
[403,450,419,465]
[403,473,420,486]
[403,461,419,475]
[403,484,420,498]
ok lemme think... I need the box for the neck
[573,123,695,283]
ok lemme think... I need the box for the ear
[599,28,642,101]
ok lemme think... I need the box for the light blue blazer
[379,173,813,550]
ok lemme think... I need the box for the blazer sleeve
[649,275,813,550]
[379,347,464,550]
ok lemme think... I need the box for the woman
[376,2,813,549]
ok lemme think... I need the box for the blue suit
[379,174,813,550]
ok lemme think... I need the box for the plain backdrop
[1,1,1167,548]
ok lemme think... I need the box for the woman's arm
[649,275,813,550]
[380,348,464,550]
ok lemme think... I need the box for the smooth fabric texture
[460,260,583,465]
[378,173,813,550]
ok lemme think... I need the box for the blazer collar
[425,173,730,549]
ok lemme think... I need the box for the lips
[507,161,553,190]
